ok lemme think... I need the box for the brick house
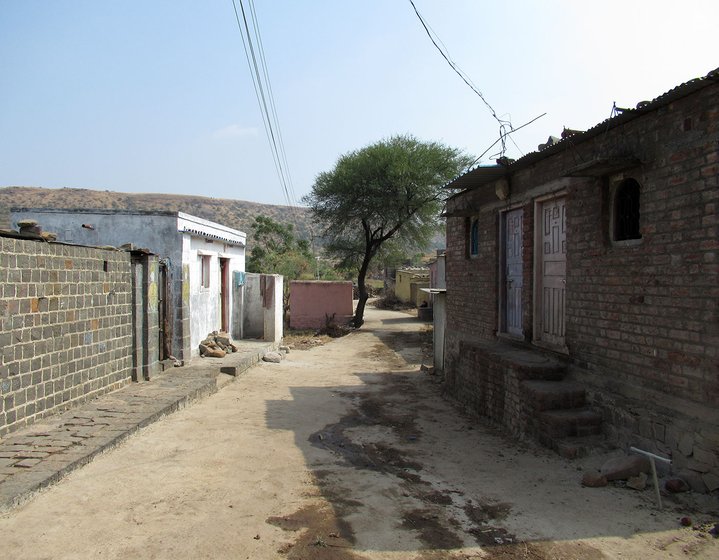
[442,69,718,491]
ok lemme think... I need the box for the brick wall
[0,237,134,436]
[444,76,719,490]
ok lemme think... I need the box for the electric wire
[469,112,546,168]
[248,0,298,206]
[231,0,297,213]
[407,0,513,157]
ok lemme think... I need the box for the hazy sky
[2,1,717,206]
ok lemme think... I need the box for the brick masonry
[0,237,134,436]
[444,72,719,490]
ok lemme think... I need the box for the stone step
[521,380,587,411]
[537,408,603,439]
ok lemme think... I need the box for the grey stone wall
[0,237,134,436]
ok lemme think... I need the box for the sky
[1,1,718,207]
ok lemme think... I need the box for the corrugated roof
[444,66,719,191]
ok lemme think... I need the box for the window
[200,255,211,288]
[469,218,480,257]
[613,178,641,241]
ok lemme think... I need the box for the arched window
[614,178,641,241]
[469,218,480,256]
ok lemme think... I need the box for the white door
[539,198,566,347]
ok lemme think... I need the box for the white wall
[184,236,245,356]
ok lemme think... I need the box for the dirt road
[0,307,716,559]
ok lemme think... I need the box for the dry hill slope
[0,186,312,243]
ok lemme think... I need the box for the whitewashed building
[10,209,275,360]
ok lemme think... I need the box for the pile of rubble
[199,332,238,358]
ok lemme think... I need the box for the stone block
[701,471,719,492]
[678,432,694,456]
[693,445,717,467]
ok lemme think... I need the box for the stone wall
[0,237,134,436]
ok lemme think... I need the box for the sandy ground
[0,306,717,560]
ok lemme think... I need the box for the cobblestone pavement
[0,340,274,512]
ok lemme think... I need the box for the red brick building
[443,68,718,492]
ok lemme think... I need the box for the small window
[614,178,642,241]
[469,218,480,257]
[200,255,211,288]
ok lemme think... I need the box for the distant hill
[0,186,313,246]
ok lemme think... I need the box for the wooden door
[504,208,523,336]
[158,260,171,361]
[539,198,566,346]
[219,258,229,333]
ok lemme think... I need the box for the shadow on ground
[262,326,707,559]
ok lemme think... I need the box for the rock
[215,334,232,347]
[581,472,608,488]
[262,351,283,363]
[204,348,226,358]
[677,469,708,493]
[279,345,290,353]
[626,472,648,490]
[600,455,651,481]
[680,516,692,527]
[199,343,210,356]
[665,478,690,493]
[701,471,719,492]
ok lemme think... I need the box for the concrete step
[537,407,603,439]
[522,380,586,411]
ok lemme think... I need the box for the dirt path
[0,307,716,559]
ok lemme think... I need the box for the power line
[407,0,514,157]
[231,0,297,212]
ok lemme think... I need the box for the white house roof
[177,212,246,246]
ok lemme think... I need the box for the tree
[304,134,472,327]
[246,215,313,279]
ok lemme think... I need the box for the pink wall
[289,281,354,329]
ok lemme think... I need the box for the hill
[0,186,313,246]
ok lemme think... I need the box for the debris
[581,472,608,488]
[199,331,237,357]
[253,534,261,540]
[665,478,690,493]
[600,455,650,481]
[627,472,648,491]
[262,351,283,363]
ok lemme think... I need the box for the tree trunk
[352,251,372,328]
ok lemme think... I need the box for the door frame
[532,191,568,353]
[498,204,525,339]
[219,257,230,333]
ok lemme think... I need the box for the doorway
[219,258,230,333]
[500,208,524,337]
[536,197,566,348]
